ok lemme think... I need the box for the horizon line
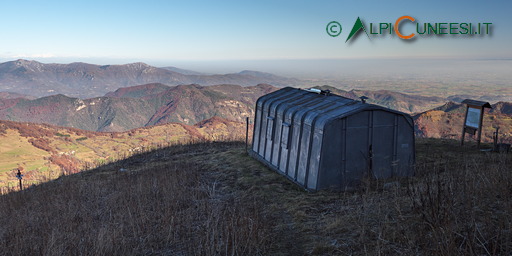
[1,57,511,66]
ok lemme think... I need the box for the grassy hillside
[1,139,511,255]
[0,118,246,191]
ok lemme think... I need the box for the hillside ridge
[0,117,247,190]
[0,59,299,98]
[0,83,275,131]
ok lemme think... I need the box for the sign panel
[465,107,481,128]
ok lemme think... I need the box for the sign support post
[245,117,249,153]
[460,104,469,146]
[16,169,23,191]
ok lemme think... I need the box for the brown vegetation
[180,123,206,141]
[48,154,82,175]
[0,120,101,139]
[27,138,54,153]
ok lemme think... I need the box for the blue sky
[0,0,510,73]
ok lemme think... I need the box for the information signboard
[465,107,481,128]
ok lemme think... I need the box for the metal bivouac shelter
[249,87,415,191]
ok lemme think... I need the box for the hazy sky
[0,0,510,73]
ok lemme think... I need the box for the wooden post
[476,108,485,148]
[245,117,249,153]
[493,127,499,151]
[460,105,469,146]
[16,169,23,190]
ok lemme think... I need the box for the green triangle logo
[346,17,371,43]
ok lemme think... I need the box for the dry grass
[0,142,272,255]
[1,139,511,255]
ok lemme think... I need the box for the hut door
[345,112,370,184]
[371,112,395,179]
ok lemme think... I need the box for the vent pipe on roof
[360,96,368,104]
[306,88,322,94]
[305,88,331,96]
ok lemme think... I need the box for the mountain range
[0,59,299,98]
[2,81,512,139]
[0,92,35,100]
[0,83,275,131]
[0,82,450,132]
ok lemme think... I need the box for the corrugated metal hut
[249,87,415,191]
